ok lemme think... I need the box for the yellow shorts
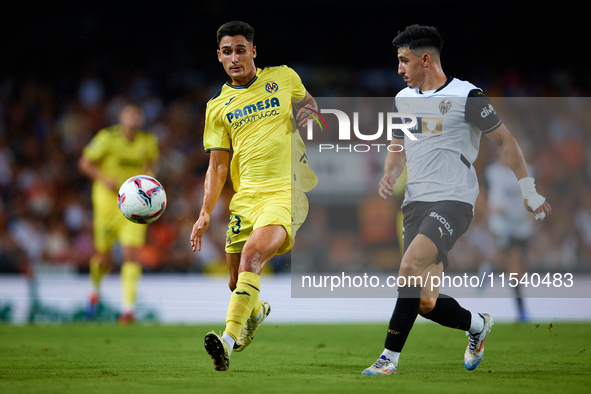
[92,188,147,253]
[225,189,309,255]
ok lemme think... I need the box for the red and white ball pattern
[117,175,167,224]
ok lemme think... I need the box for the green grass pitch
[1,322,589,393]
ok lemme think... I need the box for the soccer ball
[117,175,167,224]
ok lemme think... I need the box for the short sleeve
[203,103,231,152]
[465,89,502,133]
[82,129,110,162]
[288,67,307,103]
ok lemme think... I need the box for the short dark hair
[216,21,255,47]
[392,25,444,55]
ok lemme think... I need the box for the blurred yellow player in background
[78,104,159,324]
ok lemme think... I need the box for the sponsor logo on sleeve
[480,103,497,118]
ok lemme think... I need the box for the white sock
[222,333,235,351]
[381,349,400,365]
[121,303,134,315]
[121,307,134,316]
[468,312,485,334]
[251,308,263,322]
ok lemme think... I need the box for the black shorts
[402,200,473,269]
[495,235,528,253]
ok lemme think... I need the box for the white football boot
[204,331,232,371]
[464,313,494,370]
[361,355,397,375]
[234,301,271,352]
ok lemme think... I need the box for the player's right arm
[190,150,229,252]
[379,139,406,199]
[79,128,120,192]
[78,155,119,192]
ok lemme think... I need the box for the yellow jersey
[203,66,316,193]
[82,124,159,203]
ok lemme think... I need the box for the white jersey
[485,161,533,239]
[393,77,502,208]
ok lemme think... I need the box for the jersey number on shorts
[229,214,242,235]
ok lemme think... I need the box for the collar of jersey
[225,69,260,89]
[417,76,454,95]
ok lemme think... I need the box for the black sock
[384,285,422,352]
[514,285,524,314]
[420,293,471,331]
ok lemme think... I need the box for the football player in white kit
[486,150,534,321]
[363,25,552,375]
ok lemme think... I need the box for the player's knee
[95,253,112,270]
[122,246,141,262]
[418,297,437,315]
[398,254,424,280]
[238,248,265,275]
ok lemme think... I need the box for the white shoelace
[373,356,390,368]
[468,332,480,352]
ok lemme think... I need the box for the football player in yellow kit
[79,104,159,324]
[190,21,318,371]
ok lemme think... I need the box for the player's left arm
[484,124,552,220]
[287,66,318,127]
[143,161,157,177]
[294,91,318,128]
[144,134,160,176]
